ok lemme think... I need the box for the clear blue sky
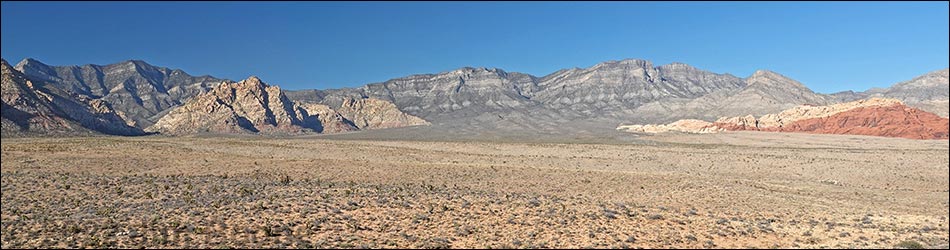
[2,2,947,93]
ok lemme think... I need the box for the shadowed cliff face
[2,59,79,135]
[15,58,225,128]
[2,59,143,136]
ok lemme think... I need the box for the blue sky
[1,2,947,93]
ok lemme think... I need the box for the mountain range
[2,57,947,138]
[14,58,225,128]
[830,68,949,117]
[2,59,142,136]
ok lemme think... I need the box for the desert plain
[1,131,948,249]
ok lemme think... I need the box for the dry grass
[1,133,948,248]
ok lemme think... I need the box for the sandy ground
[1,131,948,248]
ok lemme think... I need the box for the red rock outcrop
[754,104,948,140]
[712,103,949,140]
[622,98,949,140]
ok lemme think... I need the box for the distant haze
[1,1,947,93]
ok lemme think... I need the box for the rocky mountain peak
[3,58,78,135]
[147,76,308,135]
[564,58,661,84]
[4,57,143,136]
[245,75,263,84]
[231,76,268,91]
[749,69,782,78]
[895,68,949,88]
[592,58,654,70]
[148,75,427,135]
[658,62,697,71]
[657,63,716,79]
[14,57,46,68]
[14,58,57,79]
[11,58,228,129]
[124,60,150,70]
[746,70,808,89]
[927,68,949,77]
[449,67,509,79]
[858,68,949,117]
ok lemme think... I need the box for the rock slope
[148,76,315,135]
[2,59,82,135]
[15,58,225,128]
[832,68,949,117]
[295,103,359,134]
[532,61,747,113]
[633,70,832,123]
[288,59,831,128]
[714,98,903,130]
[746,105,948,140]
[288,67,544,121]
[616,119,722,134]
[2,59,142,136]
[334,97,430,130]
[620,98,949,140]
[10,57,946,137]
[148,76,427,135]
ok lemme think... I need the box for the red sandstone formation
[715,104,949,140]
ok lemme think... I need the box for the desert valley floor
[1,131,948,248]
